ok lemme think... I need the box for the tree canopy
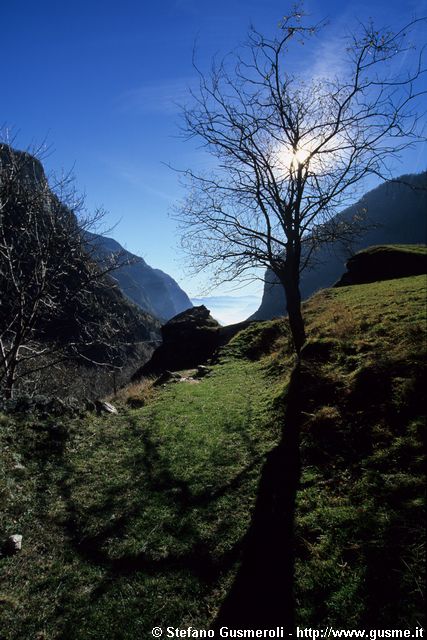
[177,9,426,351]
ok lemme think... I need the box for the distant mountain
[250,172,427,320]
[0,143,192,325]
[86,232,192,321]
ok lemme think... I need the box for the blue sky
[1,0,426,322]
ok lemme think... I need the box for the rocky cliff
[133,305,255,377]
[86,232,192,321]
[1,143,192,324]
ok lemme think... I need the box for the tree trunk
[285,279,306,354]
[278,268,306,355]
[4,362,16,399]
[3,339,21,399]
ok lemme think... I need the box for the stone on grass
[3,534,23,555]
[96,401,118,415]
[12,462,26,475]
[153,371,181,386]
[195,365,210,378]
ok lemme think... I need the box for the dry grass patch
[108,376,157,408]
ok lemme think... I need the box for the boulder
[334,245,427,287]
[2,534,22,556]
[96,400,118,415]
[153,371,182,386]
[195,365,211,378]
[133,306,220,377]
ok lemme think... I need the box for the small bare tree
[177,10,426,353]
[0,142,132,398]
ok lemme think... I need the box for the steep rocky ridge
[86,232,192,321]
[1,143,192,324]
[251,173,427,319]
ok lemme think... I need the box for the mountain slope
[1,262,425,636]
[0,143,161,397]
[86,232,192,321]
[251,172,427,319]
[1,143,192,324]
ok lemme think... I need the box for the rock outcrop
[334,245,427,287]
[133,306,221,376]
[132,307,255,379]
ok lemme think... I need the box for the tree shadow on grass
[51,410,269,609]
[213,363,302,633]
[28,365,303,636]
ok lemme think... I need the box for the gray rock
[12,462,26,475]
[3,534,23,555]
[96,401,118,415]
[153,371,181,386]
[195,365,211,378]
[134,306,221,377]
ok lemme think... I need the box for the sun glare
[293,147,310,165]
[276,144,311,172]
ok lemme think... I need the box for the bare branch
[175,13,426,352]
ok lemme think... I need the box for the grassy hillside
[297,274,426,628]
[0,340,288,638]
[0,272,425,637]
[361,243,427,255]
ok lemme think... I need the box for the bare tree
[0,142,134,398]
[177,10,426,353]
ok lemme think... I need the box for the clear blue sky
[1,0,426,319]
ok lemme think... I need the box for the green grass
[356,244,427,256]
[305,274,426,354]
[295,275,426,628]
[0,343,288,639]
[0,271,425,637]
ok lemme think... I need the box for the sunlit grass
[295,274,426,628]
[0,339,288,638]
[0,269,425,636]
